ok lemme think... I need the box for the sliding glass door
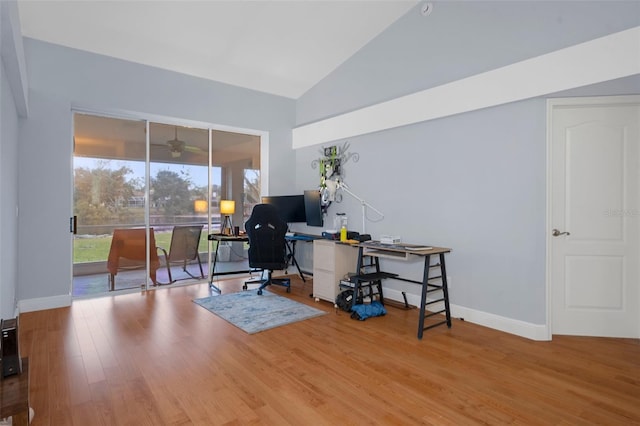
[73,114,149,295]
[72,112,262,297]
[148,123,210,285]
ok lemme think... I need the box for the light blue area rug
[193,290,326,334]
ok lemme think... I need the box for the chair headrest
[247,204,282,224]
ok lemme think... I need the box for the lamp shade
[194,199,208,214]
[220,200,235,215]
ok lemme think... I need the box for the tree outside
[74,161,144,231]
[151,169,194,220]
[243,168,260,217]
[74,160,216,263]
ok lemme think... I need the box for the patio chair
[157,225,205,284]
[107,228,160,290]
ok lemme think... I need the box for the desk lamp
[324,177,384,234]
[220,200,235,235]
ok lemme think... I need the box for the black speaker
[1,317,22,378]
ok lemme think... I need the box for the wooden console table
[0,357,29,425]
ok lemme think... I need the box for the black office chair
[243,204,291,295]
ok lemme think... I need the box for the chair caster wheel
[257,289,263,295]
[242,285,247,290]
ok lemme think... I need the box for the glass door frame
[72,108,266,296]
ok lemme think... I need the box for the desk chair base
[243,271,291,295]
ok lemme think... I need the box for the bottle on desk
[340,225,347,242]
[336,213,348,242]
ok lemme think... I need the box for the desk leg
[209,242,221,293]
[417,255,431,339]
[440,253,452,328]
[286,240,306,282]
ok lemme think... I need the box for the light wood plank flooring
[18,277,640,425]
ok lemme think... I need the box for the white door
[549,96,640,338]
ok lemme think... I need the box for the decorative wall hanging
[310,141,383,233]
[311,141,359,209]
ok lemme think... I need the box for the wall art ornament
[311,141,359,209]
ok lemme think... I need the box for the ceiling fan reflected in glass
[153,126,206,158]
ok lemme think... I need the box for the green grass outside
[73,231,211,263]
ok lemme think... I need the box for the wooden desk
[207,234,250,292]
[0,358,29,426]
[353,242,452,339]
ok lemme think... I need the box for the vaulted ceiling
[18,0,418,99]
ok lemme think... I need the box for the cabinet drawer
[313,240,335,270]
[313,269,339,302]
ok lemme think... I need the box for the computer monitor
[304,190,324,227]
[261,195,306,223]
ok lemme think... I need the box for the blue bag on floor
[350,301,387,321]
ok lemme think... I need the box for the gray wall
[293,1,640,325]
[297,1,640,124]
[17,39,295,303]
[0,1,24,319]
[0,54,20,319]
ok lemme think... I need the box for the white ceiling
[18,0,417,99]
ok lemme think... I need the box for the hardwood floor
[18,277,640,425]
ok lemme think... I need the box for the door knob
[552,229,570,237]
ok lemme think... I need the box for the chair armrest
[156,246,169,264]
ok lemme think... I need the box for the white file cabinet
[313,239,359,303]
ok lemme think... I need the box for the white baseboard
[18,294,72,313]
[384,288,549,341]
[451,305,549,341]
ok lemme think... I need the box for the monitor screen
[261,195,306,223]
[304,190,324,227]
